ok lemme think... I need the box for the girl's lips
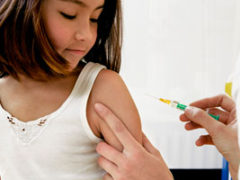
[66,49,86,55]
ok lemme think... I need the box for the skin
[0,0,142,177]
[95,94,240,180]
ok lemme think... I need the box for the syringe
[151,96,220,120]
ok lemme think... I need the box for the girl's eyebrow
[60,0,104,10]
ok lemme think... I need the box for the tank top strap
[74,62,106,142]
[73,62,106,95]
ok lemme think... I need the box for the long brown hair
[0,0,122,81]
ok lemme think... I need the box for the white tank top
[0,62,106,180]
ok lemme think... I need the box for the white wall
[120,0,240,169]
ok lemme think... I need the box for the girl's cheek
[47,21,71,51]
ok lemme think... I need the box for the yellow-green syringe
[151,96,220,120]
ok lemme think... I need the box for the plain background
[120,0,240,169]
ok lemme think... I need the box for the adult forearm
[229,153,240,180]
[226,146,240,180]
[229,165,238,180]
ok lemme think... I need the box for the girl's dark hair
[0,0,122,81]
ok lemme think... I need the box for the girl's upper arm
[88,69,142,151]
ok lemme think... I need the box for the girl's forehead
[54,0,105,8]
[41,0,105,14]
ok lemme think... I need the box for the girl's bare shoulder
[87,69,142,150]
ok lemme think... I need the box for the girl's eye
[90,18,99,23]
[60,12,76,20]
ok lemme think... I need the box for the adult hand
[180,94,240,179]
[94,103,173,180]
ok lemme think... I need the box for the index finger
[94,103,141,151]
[190,94,235,112]
[184,106,224,135]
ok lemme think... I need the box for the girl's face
[41,0,104,70]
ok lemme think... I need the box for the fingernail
[94,103,104,113]
[185,106,195,116]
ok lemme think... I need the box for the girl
[0,0,142,179]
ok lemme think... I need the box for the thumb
[184,106,222,135]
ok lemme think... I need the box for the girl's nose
[75,32,85,41]
[75,21,92,42]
